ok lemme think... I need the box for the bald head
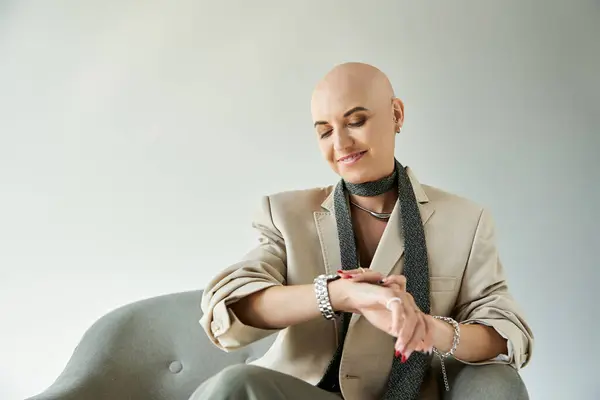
[310,62,404,184]
[311,62,395,118]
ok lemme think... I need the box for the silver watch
[313,273,341,320]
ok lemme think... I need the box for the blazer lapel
[313,186,341,275]
[369,199,434,278]
[371,167,435,277]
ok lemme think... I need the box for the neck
[344,161,399,214]
[350,189,398,214]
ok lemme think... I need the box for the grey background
[0,1,598,399]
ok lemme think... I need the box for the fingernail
[395,349,401,358]
[337,269,344,274]
[401,353,407,363]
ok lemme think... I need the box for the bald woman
[190,63,533,400]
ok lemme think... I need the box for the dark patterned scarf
[317,159,431,400]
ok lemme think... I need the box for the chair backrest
[27,290,276,400]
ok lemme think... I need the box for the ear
[391,97,405,132]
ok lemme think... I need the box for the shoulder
[249,185,335,231]
[423,183,482,213]
[263,185,334,213]
[420,182,494,233]
[404,166,487,223]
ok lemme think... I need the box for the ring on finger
[386,297,402,310]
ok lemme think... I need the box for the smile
[337,151,367,165]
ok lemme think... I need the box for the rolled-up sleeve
[452,208,534,369]
[199,195,287,351]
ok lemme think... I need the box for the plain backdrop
[1,1,598,399]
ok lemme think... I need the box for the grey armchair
[27,290,529,400]
[26,290,275,400]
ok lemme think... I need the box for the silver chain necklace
[350,201,392,220]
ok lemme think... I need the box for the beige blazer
[200,167,534,400]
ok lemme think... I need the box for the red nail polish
[395,350,401,358]
[401,354,407,363]
[337,269,344,274]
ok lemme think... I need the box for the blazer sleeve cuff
[200,281,281,352]
[458,318,530,369]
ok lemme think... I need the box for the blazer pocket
[429,276,458,292]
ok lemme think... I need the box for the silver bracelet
[313,274,341,320]
[431,315,460,392]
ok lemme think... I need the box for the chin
[335,162,394,184]
[338,168,377,184]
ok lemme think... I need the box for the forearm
[431,317,508,362]
[230,279,351,330]
[229,284,313,329]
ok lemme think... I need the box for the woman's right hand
[329,270,434,361]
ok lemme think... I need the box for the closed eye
[317,116,367,138]
[348,118,366,128]
[319,130,332,139]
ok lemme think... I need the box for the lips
[337,151,367,164]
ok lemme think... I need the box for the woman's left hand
[338,268,435,360]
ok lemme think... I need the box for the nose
[333,127,354,151]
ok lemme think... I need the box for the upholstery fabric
[25,290,275,400]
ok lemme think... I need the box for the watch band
[313,273,341,320]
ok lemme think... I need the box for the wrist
[328,278,353,313]
[430,316,456,353]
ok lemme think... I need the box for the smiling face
[310,63,404,184]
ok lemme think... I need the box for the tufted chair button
[169,361,183,373]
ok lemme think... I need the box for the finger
[404,312,427,359]
[423,315,435,353]
[396,295,416,354]
[336,269,355,278]
[339,270,385,283]
[414,314,432,353]
[336,268,364,275]
[381,275,407,291]
[403,296,429,354]
[386,298,404,337]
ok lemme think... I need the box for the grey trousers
[189,361,529,400]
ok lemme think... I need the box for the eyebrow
[313,106,369,127]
